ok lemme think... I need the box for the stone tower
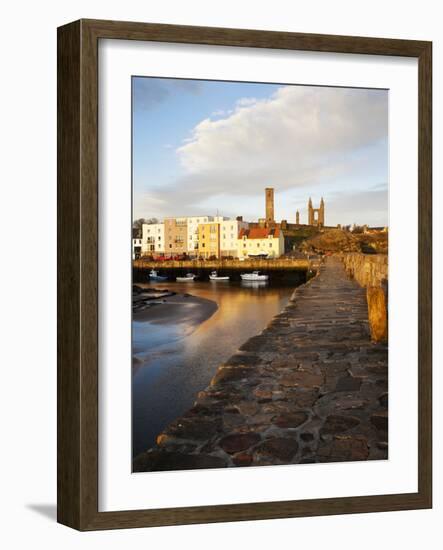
[265,188,274,223]
[308,197,325,227]
[296,210,300,224]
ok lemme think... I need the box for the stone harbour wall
[342,254,388,343]
[342,253,388,288]
[133,257,388,472]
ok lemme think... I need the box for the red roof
[239,227,281,239]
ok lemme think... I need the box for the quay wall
[341,253,388,343]
[133,258,311,271]
[133,258,312,284]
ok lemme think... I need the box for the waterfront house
[198,221,221,259]
[164,217,188,257]
[186,216,212,257]
[237,227,284,259]
[132,237,143,260]
[142,222,165,255]
[215,216,249,258]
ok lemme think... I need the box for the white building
[237,227,284,259]
[141,223,165,255]
[132,238,143,260]
[186,216,212,256]
[215,217,249,258]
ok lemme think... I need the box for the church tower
[296,210,300,225]
[319,197,325,226]
[265,188,275,223]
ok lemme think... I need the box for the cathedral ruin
[308,197,325,227]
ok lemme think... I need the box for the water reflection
[132,281,294,457]
[240,280,268,288]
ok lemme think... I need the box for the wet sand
[133,293,218,327]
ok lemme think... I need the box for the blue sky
[132,77,388,226]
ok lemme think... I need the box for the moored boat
[149,269,168,281]
[240,271,269,282]
[209,271,230,281]
[176,273,197,282]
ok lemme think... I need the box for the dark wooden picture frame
[57,19,432,530]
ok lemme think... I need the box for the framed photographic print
[57,19,432,530]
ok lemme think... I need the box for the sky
[132,77,388,227]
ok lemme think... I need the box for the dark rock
[255,437,299,462]
[280,371,324,388]
[371,411,388,432]
[161,417,221,441]
[253,384,275,400]
[234,401,260,415]
[320,414,360,435]
[366,365,388,377]
[211,366,250,385]
[378,393,388,408]
[273,412,308,429]
[239,336,270,352]
[219,433,261,454]
[300,432,315,442]
[224,354,261,367]
[222,413,246,431]
[232,453,253,466]
[318,435,369,461]
[336,375,362,391]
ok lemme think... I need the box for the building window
[269,243,272,247]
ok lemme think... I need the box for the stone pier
[134,257,388,471]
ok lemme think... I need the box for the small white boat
[176,273,196,282]
[209,271,230,281]
[149,269,167,281]
[240,271,269,282]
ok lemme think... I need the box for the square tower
[265,187,274,223]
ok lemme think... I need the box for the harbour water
[132,280,297,457]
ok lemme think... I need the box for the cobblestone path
[134,257,388,471]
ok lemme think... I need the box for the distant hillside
[300,229,388,254]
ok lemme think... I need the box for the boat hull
[240,275,269,281]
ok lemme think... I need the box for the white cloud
[177,86,387,186]
[135,85,388,224]
[236,97,258,108]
